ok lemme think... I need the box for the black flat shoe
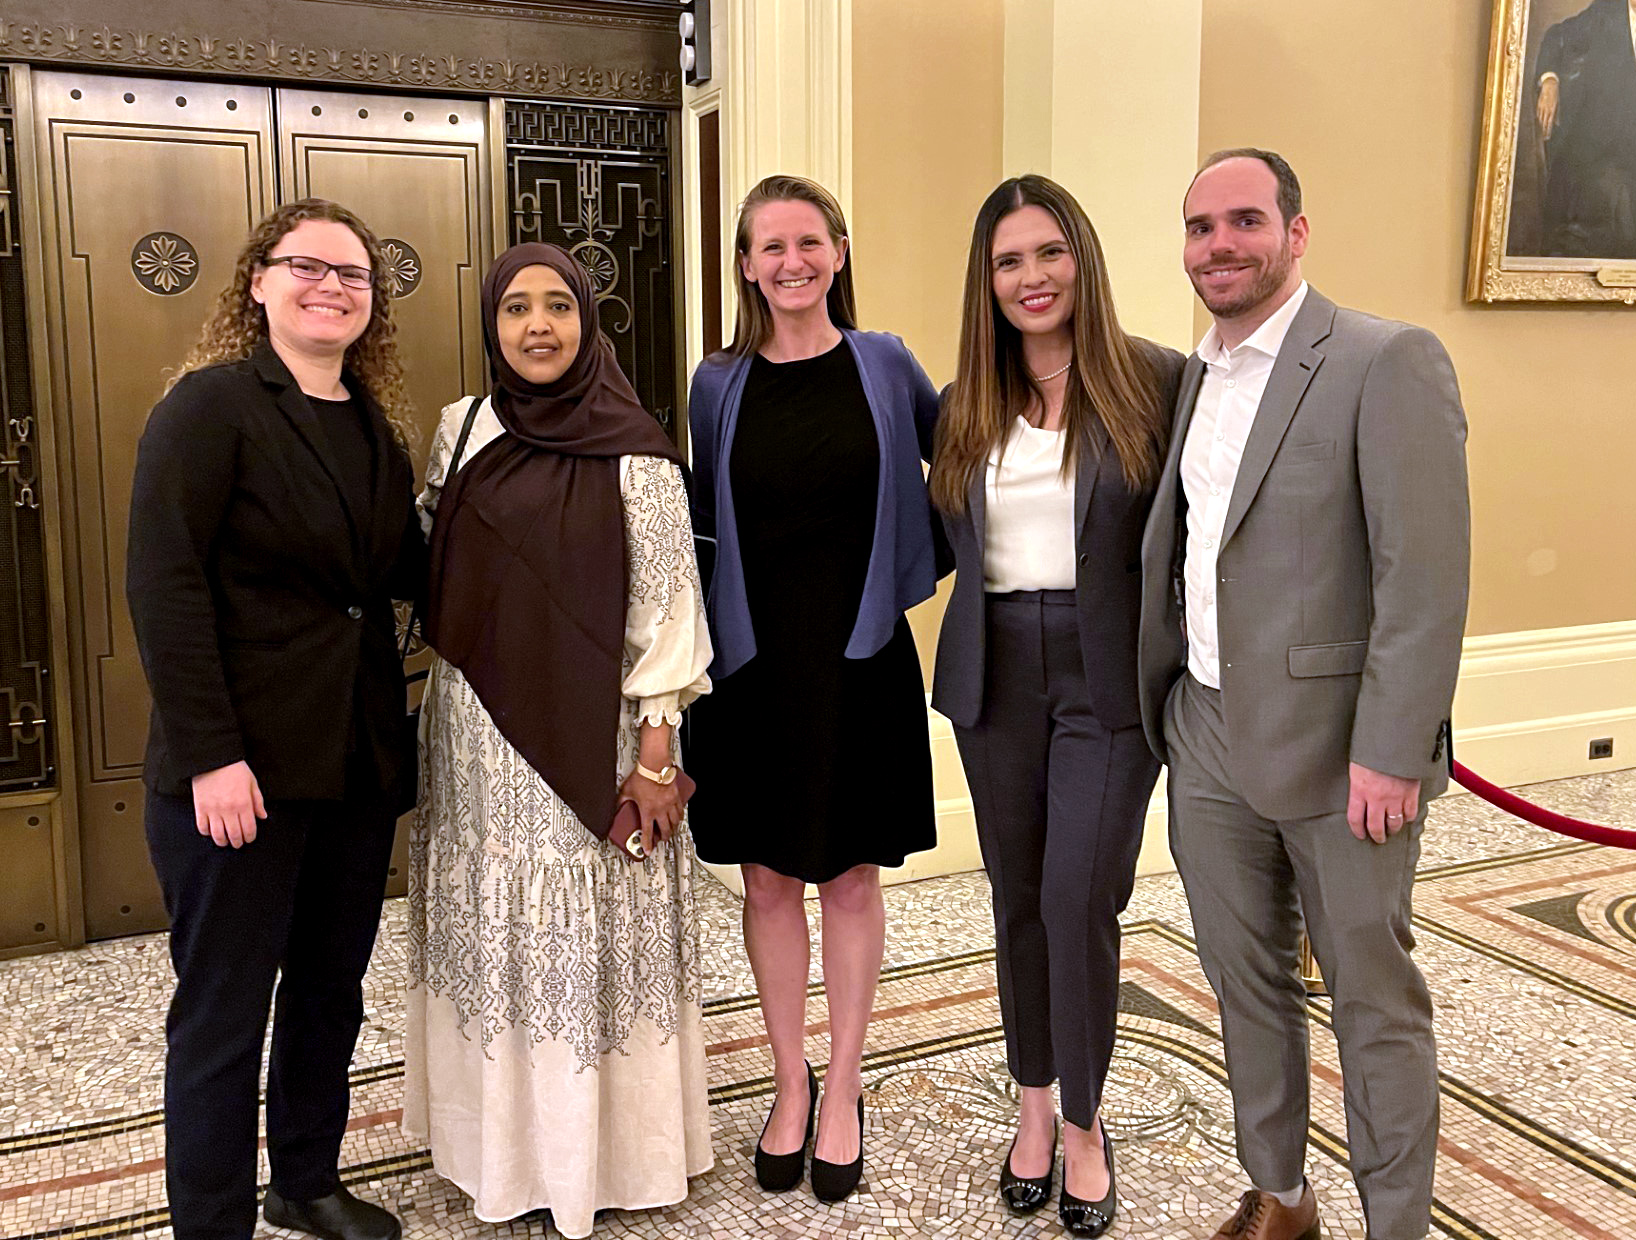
[1058,1119,1116,1238]
[264,1186,401,1240]
[810,1092,864,1203]
[755,1061,817,1192]
[998,1120,1057,1214]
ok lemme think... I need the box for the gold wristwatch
[635,760,679,786]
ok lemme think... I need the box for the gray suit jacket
[934,344,1185,731]
[1136,288,1470,820]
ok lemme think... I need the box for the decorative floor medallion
[2,769,1634,1238]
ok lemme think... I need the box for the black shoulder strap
[400,396,483,666]
[448,395,483,480]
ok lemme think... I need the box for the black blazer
[127,342,426,809]
[931,342,1185,731]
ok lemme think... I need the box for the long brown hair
[929,175,1168,514]
[168,198,414,443]
[726,174,858,357]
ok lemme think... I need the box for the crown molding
[0,0,681,105]
[304,0,678,32]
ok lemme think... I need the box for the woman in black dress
[687,175,942,1203]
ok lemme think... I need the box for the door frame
[8,63,85,952]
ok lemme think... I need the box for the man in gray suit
[1137,149,1470,1240]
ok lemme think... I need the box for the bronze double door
[29,69,492,938]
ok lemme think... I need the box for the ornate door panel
[30,70,277,938]
[506,102,678,439]
[276,88,490,898]
[276,88,490,464]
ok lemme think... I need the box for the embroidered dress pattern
[409,642,701,1069]
[403,399,713,1236]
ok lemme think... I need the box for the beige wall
[1198,0,1636,636]
[850,0,1006,678]
[1046,1,1203,348]
[850,0,1004,381]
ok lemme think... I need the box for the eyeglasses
[263,255,375,290]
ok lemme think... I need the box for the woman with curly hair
[127,199,424,1240]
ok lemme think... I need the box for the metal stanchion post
[1300,928,1326,996]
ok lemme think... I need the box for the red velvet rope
[1451,760,1636,850]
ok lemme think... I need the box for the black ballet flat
[810,1092,865,1203]
[1058,1119,1117,1238]
[998,1121,1056,1214]
[755,1061,817,1192]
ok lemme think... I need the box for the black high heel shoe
[1058,1118,1117,1238]
[810,1091,865,1203]
[998,1120,1057,1214]
[755,1062,817,1192]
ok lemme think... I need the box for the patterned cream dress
[403,397,713,1238]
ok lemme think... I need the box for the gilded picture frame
[1467,0,1636,304]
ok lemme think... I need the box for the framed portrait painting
[1468,0,1636,303]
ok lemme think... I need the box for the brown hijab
[424,243,682,833]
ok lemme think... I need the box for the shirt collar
[1196,280,1310,368]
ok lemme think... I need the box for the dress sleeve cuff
[635,694,684,728]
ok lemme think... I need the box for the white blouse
[983,416,1078,593]
[417,396,712,727]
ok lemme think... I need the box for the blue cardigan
[688,329,942,679]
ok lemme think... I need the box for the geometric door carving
[506,101,678,441]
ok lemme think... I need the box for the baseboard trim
[1449,620,1636,788]
[701,621,1636,895]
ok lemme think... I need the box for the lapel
[1073,416,1111,540]
[967,459,988,557]
[841,329,895,475]
[1171,354,1207,464]
[1144,353,1205,567]
[1218,290,1335,550]
[250,343,362,583]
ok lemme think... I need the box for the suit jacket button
[1078,553,1089,567]
[347,605,364,620]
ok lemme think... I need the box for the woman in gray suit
[929,175,1182,1238]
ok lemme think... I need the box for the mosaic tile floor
[3,769,1635,1239]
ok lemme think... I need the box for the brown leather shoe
[1211,1183,1320,1240]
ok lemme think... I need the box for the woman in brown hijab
[402,244,714,1237]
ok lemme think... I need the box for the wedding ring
[1386,812,1404,822]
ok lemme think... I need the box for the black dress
[687,342,935,884]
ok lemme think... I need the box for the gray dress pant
[1163,672,1437,1240]
[954,590,1160,1128]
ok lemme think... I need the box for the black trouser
[145,764,397,1240]
[954,590,1159,1128]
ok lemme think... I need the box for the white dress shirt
[1180,281,1310,688]
[983,417,1078,593]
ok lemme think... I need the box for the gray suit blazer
[1135,288,1470,820]
[934,344,1185,731]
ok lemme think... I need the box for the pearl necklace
[1031,360,1071,383]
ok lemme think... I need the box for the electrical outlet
[1589,738,1614,760]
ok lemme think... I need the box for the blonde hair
[168,198,414,443]
[726,174,857,357]
[930,175,1168,514]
